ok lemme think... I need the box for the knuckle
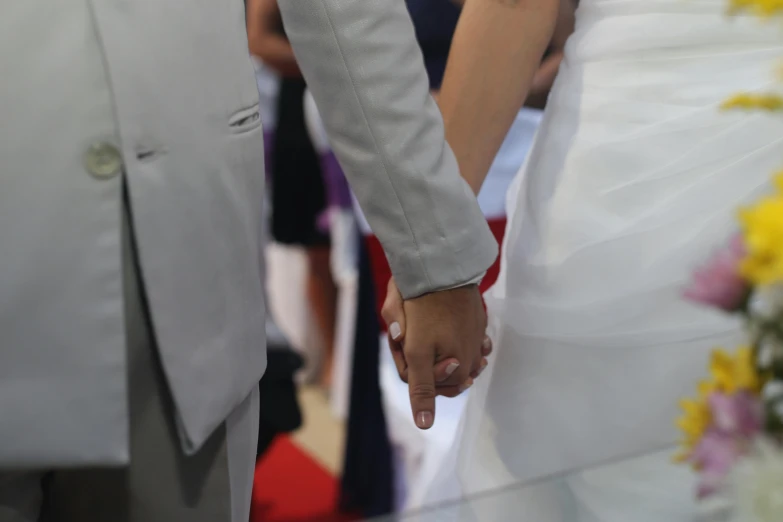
[409,383,436,399]
[380,302,393,321]
[386,281,401,301]
[381,298,400,319]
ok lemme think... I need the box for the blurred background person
[247,0,338,391]
[246,3,359,519]
[245,0,305,465]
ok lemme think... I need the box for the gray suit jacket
[0,0,497,467]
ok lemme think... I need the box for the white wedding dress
[422,1,783,520]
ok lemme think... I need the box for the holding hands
[381,278,492,430]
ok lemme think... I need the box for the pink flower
[692,429,742,498]
[684,234,749,312]
[709,391,763,437]
[691,391,763,498]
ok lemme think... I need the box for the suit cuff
[390,216,499,300]
[441,272,484,291]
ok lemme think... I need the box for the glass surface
[366,449,735,522]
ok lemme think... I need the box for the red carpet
[251,436,360,522]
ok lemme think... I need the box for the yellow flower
[721,93,783,112]
[675,386,713,463]
[727,0,783,16]
[739,190,783,286]
[675,347,763,463]
[709,346,762,394]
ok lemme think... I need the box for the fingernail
[477,359,489,376]
[445,361,460,376]
[390,322,402,340]
[416,411,433,429]
[459,378,474,393]
[482,336,492,352]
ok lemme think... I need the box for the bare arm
[529,0,575,94]
[552,0,577,50]
[438,0,560,194]
[246,0,301,77]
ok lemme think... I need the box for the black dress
[269,75,329,247]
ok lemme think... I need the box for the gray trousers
[0,202,260,522]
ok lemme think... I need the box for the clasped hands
[381,278,492,430]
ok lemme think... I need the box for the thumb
[406,345,436,430]
[381,278,405,343]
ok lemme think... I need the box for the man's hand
[382,278,492,430]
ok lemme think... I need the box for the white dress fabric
[423,1,783,520]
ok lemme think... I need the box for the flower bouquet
[677,224,783,517]
[675,3,783,510]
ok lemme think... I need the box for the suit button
[84,142,122,179]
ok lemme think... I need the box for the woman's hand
[529,51,563,95]
[529,0,575,96]
[381,278,493,427]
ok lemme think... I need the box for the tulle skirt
[426,1,783,519]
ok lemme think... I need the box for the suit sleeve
[277,0,498,299]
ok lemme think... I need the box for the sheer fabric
[427,2,783,519]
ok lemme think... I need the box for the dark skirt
[339,239,395,517]
[270,77,329,247]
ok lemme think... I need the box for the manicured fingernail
[390,322,402,340]
[482,336,492,353]
[417,411,433,429]
[477,359,489,376]
[445,361,460,376]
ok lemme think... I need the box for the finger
[466,335,492,379]
[434,357,461,384]
[436,377,474,398]
[434,355,471,387]
[481,335,493,356]
[468,292,489,378]
[470,358,489,379]
[389,334,408,383]
[382,278,408,383]
[404,352,466,387]
[381,279,405,343]
[406,350,437,430]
